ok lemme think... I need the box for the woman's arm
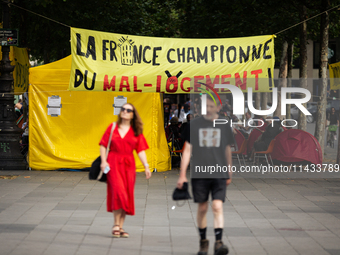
[100,145,109,172]
[137,150,151,179]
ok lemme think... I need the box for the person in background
[15,99,23,118]
[163,98,171,127]
[21,118,29,146]
[223,99,232,116]
[253,115,267,131]
[238,111,253,138]
[327,107,339,127]
[193,97,201,118]
[251,116,284,160]
[180,114,191,136]
[173,104,186,124]
[327,107,339,142]
[184,98,191,113]
[99,103,151,238]
[165,117,181,142]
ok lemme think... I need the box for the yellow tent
[29,56,170,171]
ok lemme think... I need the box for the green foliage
[3,0,183,62]
[1,0,340,64]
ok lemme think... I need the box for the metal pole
[0,1,26,170]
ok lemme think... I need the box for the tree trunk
[298,5,308,131]
[274,40,288,119]
[286,42,294,119]
[314,0,329,155]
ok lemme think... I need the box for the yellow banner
[0,46,30,95]
[69,27,275,93]
[329,62,340,90]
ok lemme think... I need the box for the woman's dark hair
[117,103,143,136]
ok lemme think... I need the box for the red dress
[99,123,149,215]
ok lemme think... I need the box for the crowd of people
[164,95,340,167]
[163,96,289,163]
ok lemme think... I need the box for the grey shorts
[191,178,227,203]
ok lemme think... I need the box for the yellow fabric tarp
[69,27,275,93]
[29,55,170,171]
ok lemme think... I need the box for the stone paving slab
[0,169,340,255]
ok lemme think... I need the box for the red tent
[271,129,322,165]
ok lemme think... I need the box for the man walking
[177,95,233,255]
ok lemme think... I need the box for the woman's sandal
[112,225,120,238]
[120,228,129,238]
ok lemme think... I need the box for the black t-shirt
[163,103,171,116]
[182,116,234,179]
[328,112,339,125]
[263,123,282,144]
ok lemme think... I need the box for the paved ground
[0,167,340,255]
[0,123,338,255]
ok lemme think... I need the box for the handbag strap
[97,122,116,181]
[105,122,115,159]
[176,200,187,207]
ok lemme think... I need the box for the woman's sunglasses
[121,107,133,113]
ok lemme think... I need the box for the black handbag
[172,182,192,201]
[89,156,106,182]
[89,123,115,182]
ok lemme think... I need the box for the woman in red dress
[99,103,151,238]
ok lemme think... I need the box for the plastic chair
[232,139,248,166]
[169,141,186,170]
[233,128,245,152]
[171,142,186,159]
[253,139,275,165]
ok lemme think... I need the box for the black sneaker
[214,240,229,255]
[197,239,209,255]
